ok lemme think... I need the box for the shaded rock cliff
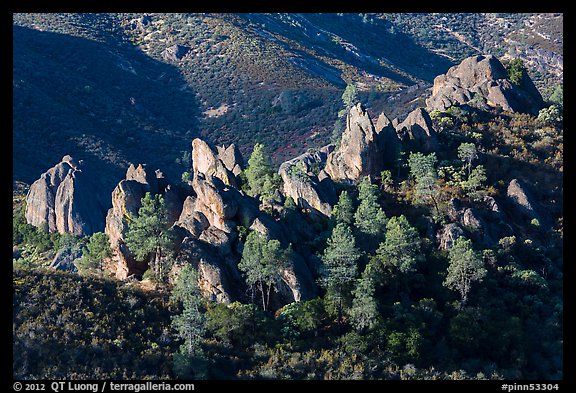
[25,155,107,236]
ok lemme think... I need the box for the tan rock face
[216,143,244,173]
[506,178,543,223]
[191,138,237,187]
[426,54,544,115]
[437,223,465,251]
[278,146,335,217]
[105,179,146,248]
[174,196,209,237]
[395,107,438,152]
[25,157,106,236]
[324,103,387,182]
[174,237,234,304]
[192,174,238,233]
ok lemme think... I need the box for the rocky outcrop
[437,223,465,251]
[462,208,483,231]
[324,103,389,182]
[191,138,238,187]
[178,140,318,305]
[247,216,316,303]
[100,137,319,306]
[506,178,543,224]
[174,196,210,237]
[278,146,336,217]
[426,54,544,115]
[375,112,401,166]
[105,164,182,280]
[162,44,190,62]
[191,173,239,233]
[217,143,243,176]
[395,108,438,152]
[174,237,236,304]
[25,155,106,236]
[277,252,316,303]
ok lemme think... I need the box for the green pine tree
[319,222,361,326]
[443,237,487,305]
[124,192,175,283]
[349,260,379,332]
[238,231,291,312]
[332,190,355,226]
[354,176,387,247]
[171,264,207,379]
[408,152,441,217]
[376,215,421,273]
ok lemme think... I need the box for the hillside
[13,13,562,194]
[12,12,563,382]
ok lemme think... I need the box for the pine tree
[124,192,175,283]
[507,58,525,86]
[354,176,387,247]
[462,165,487,200]
[332,83,359,145]
[349,260,379,332]
[238,231,291,312]
[408,152,441,217]
[443,237,487,305]
[319,223,361,326]
[376,215,420,273]
[244,143,281,204]
[332,190,355,226]
[171,264,207,379]
[457,142,478,177]
[245,143,273,196]
[341,83,359,113]
[77,232,111,273]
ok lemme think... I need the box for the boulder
[173,196,210,237]
[462,208,483,231]
[482,195,502,215]
[216,143,244,174]
[395,108,438,152]
[161,44,190,62]
[198,226,237,256]
[25,156,106,236]
[437,223,465,251]
[278,146,336,217]
[277,252,316,303]
[426,54,544,115]
[506,178,541,221]
[249,215,294,246]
